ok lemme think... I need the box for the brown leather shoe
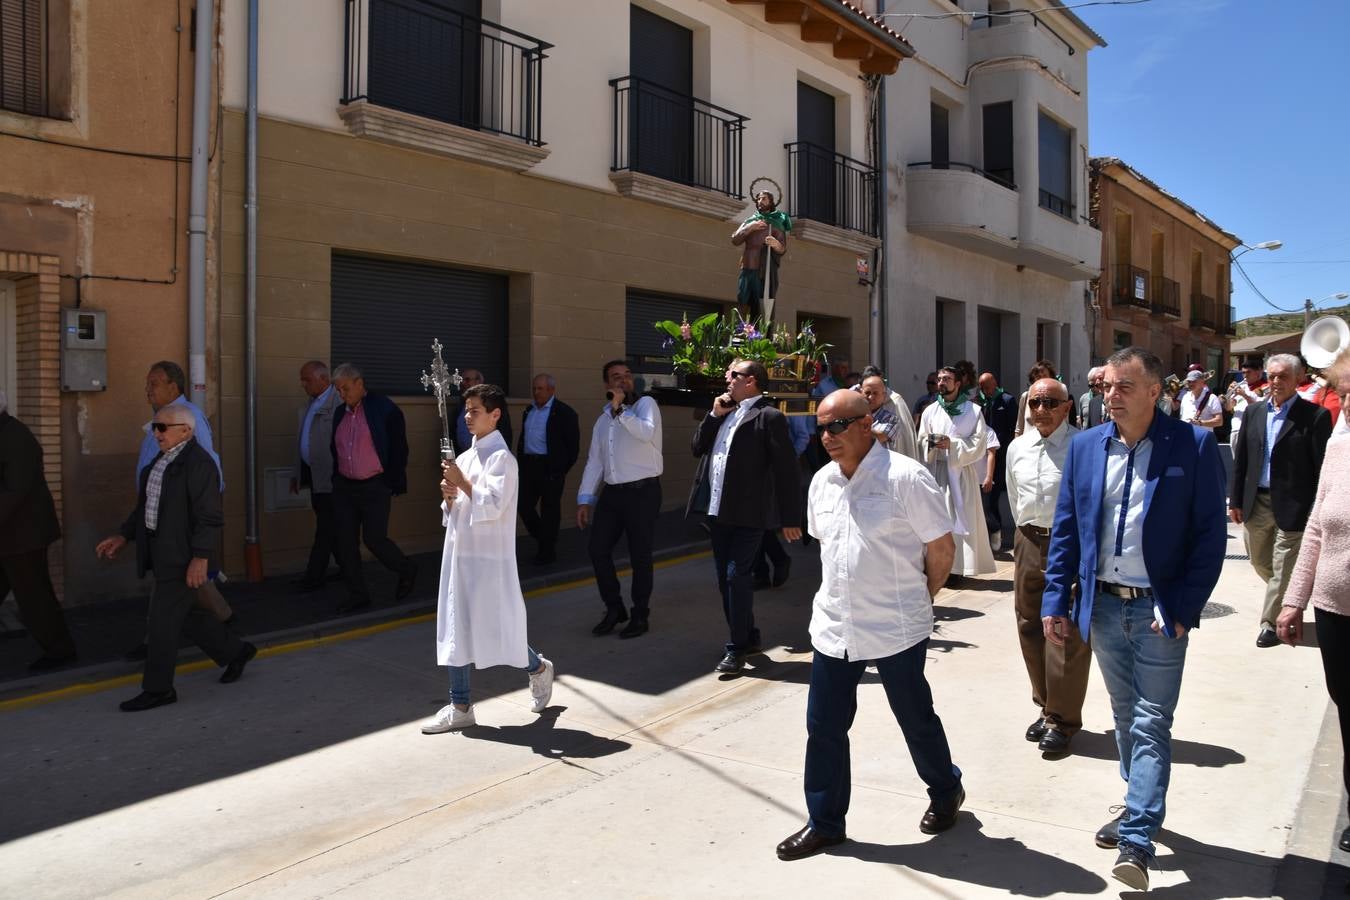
[776,825,846,861]
[919,787,965,834]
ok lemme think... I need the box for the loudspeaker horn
[1302,316,1350,371]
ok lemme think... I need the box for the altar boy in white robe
[422,383,554,734]
[917,366,995,577]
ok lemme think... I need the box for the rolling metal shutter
[331,253,508,395]
[625,289,724,373]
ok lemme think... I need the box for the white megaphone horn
[1301,316,1350,371]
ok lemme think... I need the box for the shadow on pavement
[934,606,985,623]
[1149,829,1350,899]
[1070,730,1246,768]
[830,813,1109,896]
[458,707,633,762]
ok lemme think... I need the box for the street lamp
[1231,240,1283,260]
[1305,291,1350,328]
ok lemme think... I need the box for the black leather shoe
[395,562,418,601]
[619,618,649,639]
[337,595,372,614]
[919,787,965,834]
[776,825,846,861]
[119,689,178,712]
[28,653,78,672]
[124,642,149,662]
[1038,729,1072,756]
[1339,825,1350,853]
[1256,628,1280,648]
[1095,809,1125,849]
[715,651,746,674]
[772,557,792,588]
[592,607,629,636]
[1111,845,1150,891]
[220,642,258,684]
[1025,718,1048,742]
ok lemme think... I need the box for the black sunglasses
[152,422,188,433]
[728,370,754,380]
[1027,398,1064,410]
[816,415,864,436]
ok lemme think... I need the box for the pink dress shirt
[335,402,384,481]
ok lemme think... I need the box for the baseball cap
[1184,370,1205,383]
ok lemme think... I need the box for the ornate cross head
[420,338,462,408]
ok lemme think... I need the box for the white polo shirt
[807,440,953,661]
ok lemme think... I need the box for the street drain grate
[1201,602,1237,620]
[1224,554,1250,561]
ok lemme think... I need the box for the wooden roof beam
[832,37,873,60]
[764,1,807,24]
[800,19,843,43]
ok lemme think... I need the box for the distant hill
[1235,303,1350,339]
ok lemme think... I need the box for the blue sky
[1077,0,1350,323]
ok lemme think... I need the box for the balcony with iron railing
[608,76,748,220]
[1151,276,1181,318]
[1221,305,1237,336]
[968,9,1085,92]
[783,142,879,253]
[1111,265,1150,312]
[1190,293,1217,330]
[339,0,552,171]
[905,161,1020,264]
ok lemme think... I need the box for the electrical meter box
[61,308,108,392]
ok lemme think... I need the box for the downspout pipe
[872,0,888,373]
[187,0,214,406]
[244,0,263,581]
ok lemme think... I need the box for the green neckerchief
[745,209,793,233]
[978,387,1001,406]
[937,389,970,418]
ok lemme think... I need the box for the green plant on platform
[653,312,832,378]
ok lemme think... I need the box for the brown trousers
[1013,525,1092,736]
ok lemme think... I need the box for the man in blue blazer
[1041,347,1226,892]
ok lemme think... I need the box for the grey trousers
[1243,492,1304,630]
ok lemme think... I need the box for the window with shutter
[0,0,45,117]
[625,290,725,374]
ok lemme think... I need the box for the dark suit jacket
[1229,396,1331,531]
[1042,415,1228,639]
[0,412,60,555]
[980,389,1018,485]
[451,398,513,457]
[686,396,801,530]
[119,439,223,579]
[517,398,580,479]
[331,392,410,495]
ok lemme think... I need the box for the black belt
[1018,523,1051,539]
[1098,580,1153,600]
[607,476,658,490]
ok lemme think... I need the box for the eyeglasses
[728,370,754,380]
[151,422,188,433]
[816,415,864,436]
[1027,398,1064,410]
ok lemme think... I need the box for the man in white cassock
[421,383,555,734]
[918,365,995,576]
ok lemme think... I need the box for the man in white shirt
[1223,359,1267,449]
[1178,370,1223,431]
[577,360,663,638]
[776,390,962,862]
[1005,378,1087,757]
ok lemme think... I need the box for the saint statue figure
[731,188,790,321]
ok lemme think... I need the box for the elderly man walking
[96,405,257,711]
[517,374,580,565]
[918,365,993,576]
[1079,367,1108,428]
[0,390,78,671]
[1229,353,1332,648]
[775,390,963,861]
[330,363,417,613]
[292,360,344,591]
[1005,378,1086,757]
[859,368,919,460]
[1042,347,1226,891]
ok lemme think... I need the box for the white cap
[1185,370,1205,383]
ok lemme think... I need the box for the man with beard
[917,365,994,576]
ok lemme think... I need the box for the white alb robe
[918,400,995,576]
[435,430,530,669]
[886,389,920,461]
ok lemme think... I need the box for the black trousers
[0,549,75,658]
[709,521,764,653]
[519,455,565,557]
[752,530,789,580]
[1316,607,1350,815]
[144,568,243,692]
[588,477,661,616]
[303,490,342,583]
[333,474,410,602]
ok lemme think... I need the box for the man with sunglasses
[688,359,801,674]
[1078,367,1108,429]
[917,366,994,577]
[776,390,963,861]
[1005,378,1087,757]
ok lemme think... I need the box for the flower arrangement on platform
[653,312,832,392]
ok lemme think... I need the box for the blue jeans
[1091,595,1188,859]
[449,647,543,706]
[804,642,963,837]
[708,521,764,653]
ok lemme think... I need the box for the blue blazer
[1041,413,1227,641]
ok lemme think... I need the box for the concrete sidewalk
[1,524,1345,898]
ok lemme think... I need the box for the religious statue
[731,178,791,322]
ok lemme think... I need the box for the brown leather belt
[1018,523,1051,539]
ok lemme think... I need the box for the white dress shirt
[707,395,760,517]
[1179,388,1222,431]
[1005,420,1077,527]
[1096,425,1154,588]
[807,441,953,661]
[577,396,663,504]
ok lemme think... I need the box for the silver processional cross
[420,338,462,461]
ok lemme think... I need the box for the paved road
[1,526,1344,898]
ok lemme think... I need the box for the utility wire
[1233,257,1303,314]
[878,0,1152,21]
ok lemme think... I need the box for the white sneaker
[528,656,554,713]
[421,704,476,733]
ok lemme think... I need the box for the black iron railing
[1111,265,1150,311]
[1151,276,1180,317]
[1221,305,1237,336]
[786,142,878,237]
[1190,293,1217,330]
[907,161,1016,191]
[972,9,1076,55]
[0,0,47,117]
[342,0,551,146]
[610,76,747,199]
[1039,188,1074,220]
